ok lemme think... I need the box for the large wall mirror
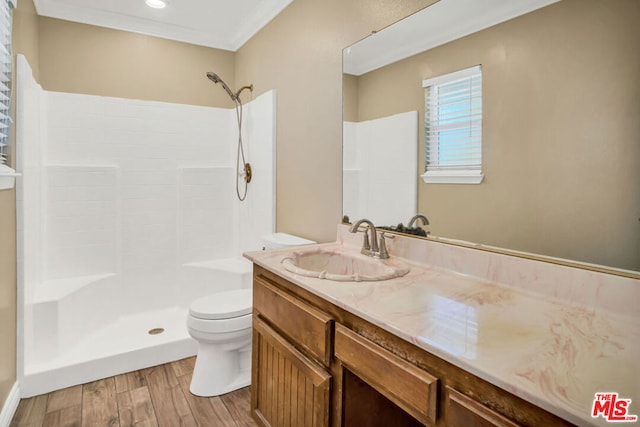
[343,0,639,273]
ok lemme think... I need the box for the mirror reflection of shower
[206,72,254,201]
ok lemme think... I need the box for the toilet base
[189,341,252,397]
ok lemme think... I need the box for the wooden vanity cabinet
[250,265,575,427]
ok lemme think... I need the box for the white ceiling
[33,0,294,51]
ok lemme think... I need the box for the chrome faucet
[408,214,429,228]
[349,218,392,259]
[349,218,378,254]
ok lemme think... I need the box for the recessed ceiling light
[145,0,166,9]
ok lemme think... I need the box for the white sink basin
[281,248,409,282]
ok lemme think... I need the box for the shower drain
[148,328,165,335]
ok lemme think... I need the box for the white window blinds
[0,0,12,167]
[422,65,483,184]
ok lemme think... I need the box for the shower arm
[235,85,254,101]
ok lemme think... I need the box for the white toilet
[187,233,316,397]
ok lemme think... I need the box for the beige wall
[0,192,17,411]
[38,17,236,108]
[347,0,640,271]
[342,74,359,123]
[1,0,40,410]
[235,0,434,243]
[0,190,16,409]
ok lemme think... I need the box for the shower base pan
[21,306,197,397]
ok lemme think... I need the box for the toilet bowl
[187,289,253,397]
[187,233,316,397]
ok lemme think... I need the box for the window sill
[0,164,20,190]
[421,170,484,184]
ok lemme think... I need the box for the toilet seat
[189,289,252,320]
[187,312,252,334]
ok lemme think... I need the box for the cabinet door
[252,316,331,427]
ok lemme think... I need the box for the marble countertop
[245,239,640,427]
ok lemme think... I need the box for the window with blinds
[422,65,483,184]
[0,0,12,169]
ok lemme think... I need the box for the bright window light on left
[145,0,166,9]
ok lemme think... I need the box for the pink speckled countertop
[245,226,640,427]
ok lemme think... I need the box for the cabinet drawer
[253,276,332,365]
[335,324,438,425]
[446,387,521,427]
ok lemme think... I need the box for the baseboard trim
[0,382,20,427]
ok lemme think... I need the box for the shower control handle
[244,163,252,183]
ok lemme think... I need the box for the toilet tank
[261,233,316,250]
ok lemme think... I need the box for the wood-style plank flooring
[10,357,258,427]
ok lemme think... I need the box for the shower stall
[14,55,276,396]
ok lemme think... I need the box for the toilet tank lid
[262,232,316,248]
[189,289,252,320]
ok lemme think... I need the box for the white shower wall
[343,111,418,226]
[15,55,275,394]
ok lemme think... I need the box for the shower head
[206,71,223,84]
[206,72,237,102]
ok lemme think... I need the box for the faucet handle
[378,232,394,259]
[361,231,371,252]
[353,226,372,252]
